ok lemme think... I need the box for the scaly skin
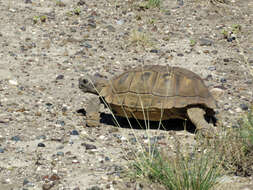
[187,107,216,138]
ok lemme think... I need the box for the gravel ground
[0,0,253,189]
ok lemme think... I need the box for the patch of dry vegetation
[130,106,253,189]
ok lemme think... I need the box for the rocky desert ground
[0,0,253,189]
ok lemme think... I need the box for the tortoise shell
[99,65,216,121]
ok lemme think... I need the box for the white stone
[9,79,18,85]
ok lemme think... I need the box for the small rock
[235,107,242,113]
[240,104,248,111]
[77,0,86,6]
[116,19,124,25]
[135,183,144,190]
[25,0,32,3]
[177,53,184,56]
[23,179,29,186]
[45,103,53,108]
[9,79,18,85]
[199,38,213,46]
[150,49,158,53]
[20,26,26,31]
[80,42,92,48]
[56,120,65,126]
[211,50,218,54]
[72,159,80,164]
[129,137,137,144]
[0,148,4,153]
[223,58,230,62]
[56,75,64,80]
[49,174,60,181]
[106,25,116,32]
[70,28,77,33]
[210,88,224,99]
[70,130,79,135]
[42,183,53,190]
[56,152,64,156]
[11,136,20,142]
[177,0,184,6]
[88,21,96,28]
[208,66,216,71]
[86,186,102,190]
[36,135,46,140]
[56,145,64,149]
[220,78,227,83]
[81,143,97,150]
[227,37,235,42]
[62,106,68,112]
[164,10,171,15]
[38,143,46,147]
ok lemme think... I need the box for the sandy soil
[0,0,253,189]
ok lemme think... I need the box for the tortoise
[79,65,217,136]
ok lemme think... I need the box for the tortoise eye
[82,79,89,84]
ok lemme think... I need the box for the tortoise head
[79,74,107,95]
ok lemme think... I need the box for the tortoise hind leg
[187,107,215,138]
[85,97,101,127]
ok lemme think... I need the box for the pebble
[36,135,46,140]
[88,21,96,28]
[135,183,144,190]
[227,37,235,42]
[223,58,230,63]
[86,186,102,190]
[116,19,124,25]
[235,107,242,113]
[240,104,248,111]
[57,152,64,156]
[220,78,227,83]
[210,88,225,99]
[56,120,65,126]
[70,130,79,135]
[0,148,4,153]
[81,143,97,150]
[23,178,29,186]
[208,66,216,71]
[80,42,92,48]
[199,38,213,46]
[56,145,64,150]
[150,49,158,53]
[77,0,85,6]
[72,160,80,164]
[9,79,18,85]
[45,103,53,108]
[177,0,184,6]
[25,0,32,3]
[129,137,137,144]
[211,50,218,54]
[56,74,64,80]
[106,25,116,32]
[38,143,46,147]
[11,136,20,142]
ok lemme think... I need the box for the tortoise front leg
[187,107,215,138]
[85,97,101,127]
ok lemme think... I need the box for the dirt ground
[0,0,253,189]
